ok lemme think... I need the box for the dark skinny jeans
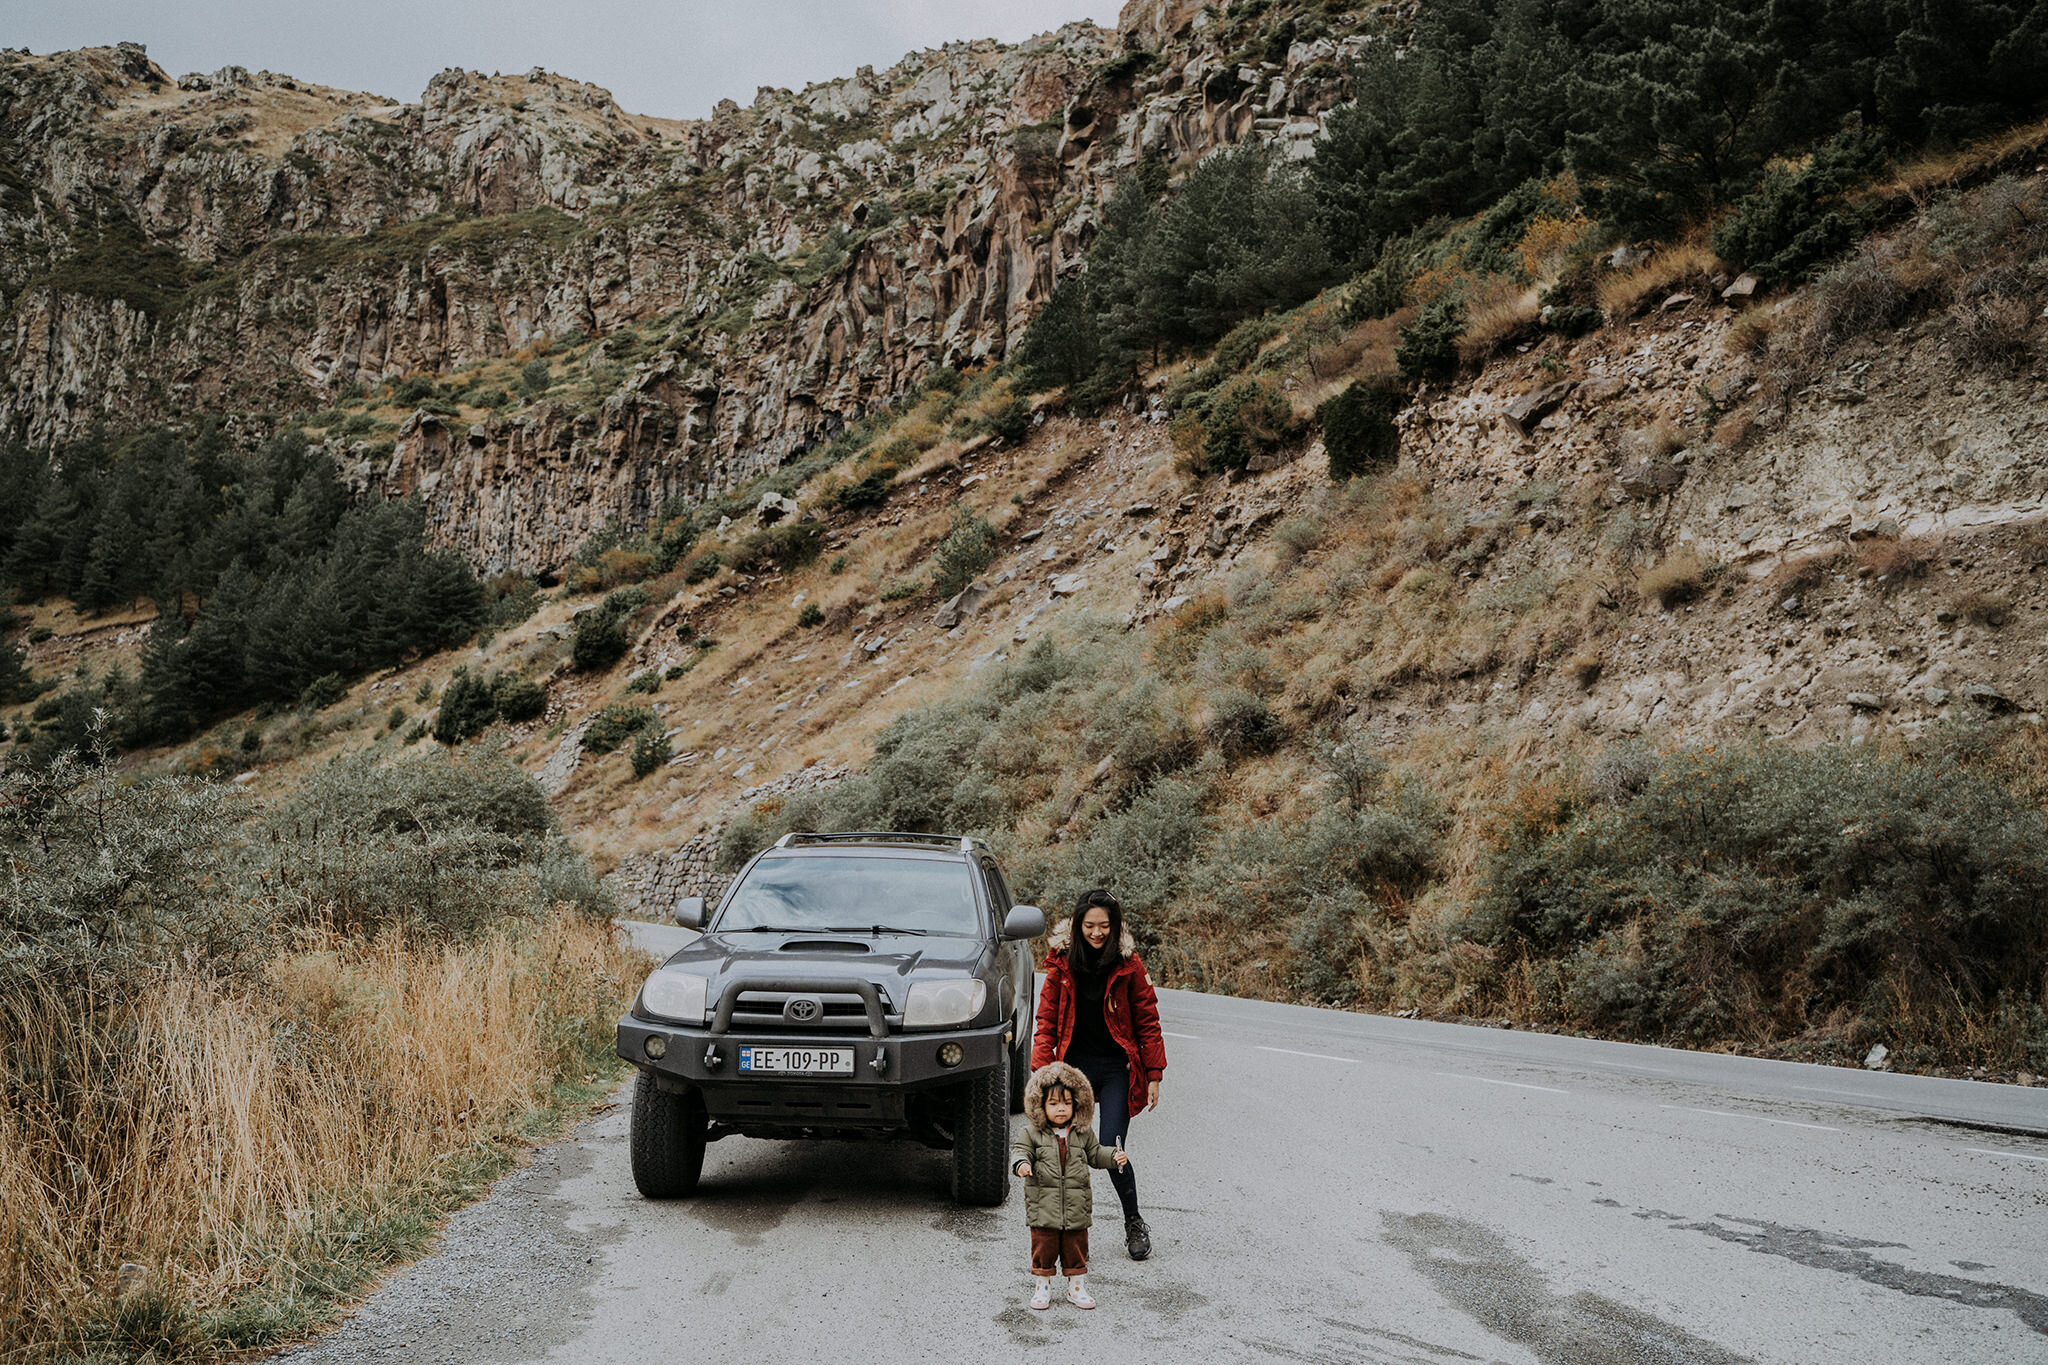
[1067,1048,1140,1221]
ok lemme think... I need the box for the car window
[980,862,1010,913]
[716,855,983,935]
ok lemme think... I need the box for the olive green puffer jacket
[1011,1062,1121,1230]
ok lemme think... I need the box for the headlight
[904,978,987,1028]
[640,970,709,1024]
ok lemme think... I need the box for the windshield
[715,855,983,936]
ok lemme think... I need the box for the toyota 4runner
[616,831,1045,1206]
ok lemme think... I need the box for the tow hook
[704,1044,724,1070]
[870,1047,888,1074]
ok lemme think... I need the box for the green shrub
[881,579,925,602]
[623,670,661,694]
[298,673,348,712]
[1344,239,1415,322]
[728,523,822,573]
[1544,304,1604,338]
[433,668,498,745]
[830,469,895,513]
[961,393,1030,445]
[1199,375,1296,474]
[392,376,438,406]
[798,602,824,628]
[518,358,552,397]
[1287,890,1374,1003]
[630,727,672,778]
[1205,686,1283,758]
[931,507,999,598]
[491,676,547,722]
[570,586,649,672]
[683,550,723,583]
[385,705,407,733]
[1712,120,1887,286]
[1317,379,1400,481]
[581,704,655,754]
[1477,745,2048,1043]
[1396,298,1465,381]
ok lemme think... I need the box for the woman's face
[1080,906,1112,949]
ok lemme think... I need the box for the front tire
[630,1071,707,1198]
[951,1044,1010,1206]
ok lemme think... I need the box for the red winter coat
[1031,919,1168,1119]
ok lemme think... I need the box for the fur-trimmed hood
[1022,1060,1096,1128]
[1045,918,1138,956]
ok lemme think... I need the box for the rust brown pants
[1030,1226,1089,1277]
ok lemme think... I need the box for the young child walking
[1012,1061,1128,1310]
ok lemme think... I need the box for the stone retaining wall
[607,763,851,916]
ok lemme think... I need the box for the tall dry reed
[0,913,644,1360]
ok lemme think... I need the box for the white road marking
[1162,1031,1202,1040]
[1258,1046,1358,1064]
[1783,1084,1895,1102]
[1434,1072,1570,1094]
[1963,1147,2048,1164]
[1661,1104,1840,1132]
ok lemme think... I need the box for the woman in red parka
[1031,887,1167,1261]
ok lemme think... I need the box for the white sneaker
[1066,1276,1096,1310]
[1029,1278,1052,1311]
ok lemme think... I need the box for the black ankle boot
[1125,1215,1152,1260]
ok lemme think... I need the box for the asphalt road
[274,922,2048,1365]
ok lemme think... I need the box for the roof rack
[773,831,986,853]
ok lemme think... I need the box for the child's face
[1044,1090,1074,1127]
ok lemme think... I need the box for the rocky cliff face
[0,1,1379,573]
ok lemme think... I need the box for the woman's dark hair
[1066,887,1124,976]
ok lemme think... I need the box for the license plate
[738,1046,855,1076]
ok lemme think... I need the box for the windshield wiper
[820,925,930,936]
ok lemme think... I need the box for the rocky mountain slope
[2,1,1373,573]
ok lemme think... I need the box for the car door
[980,859,1029,1023]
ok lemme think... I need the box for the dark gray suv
[616,832,1045,1206]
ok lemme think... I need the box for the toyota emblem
[784,996,822,1024]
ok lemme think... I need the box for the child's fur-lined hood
[1045,918,1138,956]
[1022,1060,1096,1128]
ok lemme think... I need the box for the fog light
[938,1042,964,1068]
[644,1034,669,1060]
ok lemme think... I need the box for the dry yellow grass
[0,913,645,1355]
[1596,242,1722,318]
[1457,283,1542,365]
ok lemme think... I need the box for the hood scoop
[778,940,872,954]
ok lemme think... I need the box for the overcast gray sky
[1,1,1128,119]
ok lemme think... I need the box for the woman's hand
[1147,1078,1161,1110]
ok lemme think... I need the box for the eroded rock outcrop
[0,3,1377,572]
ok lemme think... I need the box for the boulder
[1846,692,1883,710]
[1049,573,1087,596]
[1505,381,1574,434]
[932,578,992,629]
[1721,273,1760,303]
[1961,682,2011,709]
[754,492,800,526]
[1618,458,1685,500]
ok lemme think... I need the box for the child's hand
[1112,1151,1128,1169]
[1015,1161,1032,1178]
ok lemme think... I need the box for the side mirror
[1002,904,1047,941]
[673,896,706,930]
